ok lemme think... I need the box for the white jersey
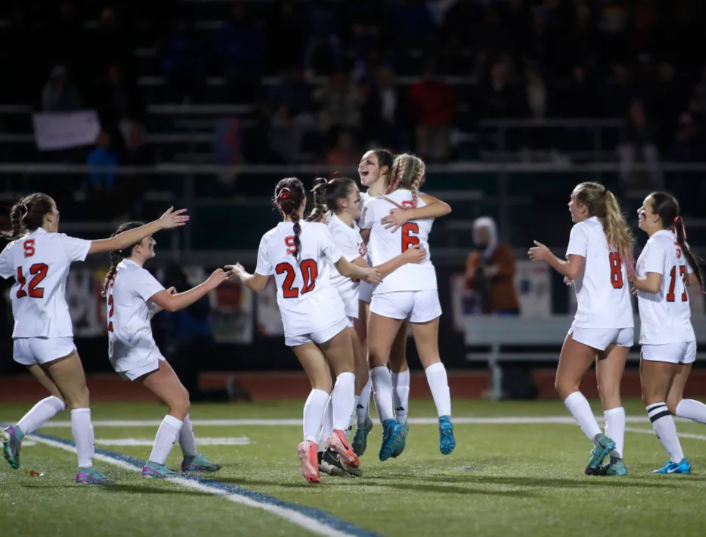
[255,221,346,336]
[359,189,437,294]
[0,228,91,338]
[106,259,165,371]
[636,230,695,344]
[567,217,633,329]
[328,214,366,316]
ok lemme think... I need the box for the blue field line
[27,430,385,537]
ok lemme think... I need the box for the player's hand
[402,244,426,264]
[528,240,550,261]
[225,263,245,281]
[381,208,410,232]
[158,207,190,229]
[166,286,177,295]
[361,267,383,285]
[631,286,638,296]
[563,277,574,287]
[208,268,228,287]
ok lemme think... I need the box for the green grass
[2,399,706,537]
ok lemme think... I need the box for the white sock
[371,366,394,422]
[303,389,329,444]
[604,407,625,460]
[148,415,183,465]
[179,414,198,458]
[347,396,359,440]
[424,362,451,418]
[71,408,95,469]
[647,402,684,463]
[357,378,372,425]
[392,370,411,425]
[318,396,334,450]
[563,392,602,442]
[331,372,355,432]
[17,396,66,435]
[676,399,706,424]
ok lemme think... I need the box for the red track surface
[2,370,706,402]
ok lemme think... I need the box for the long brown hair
[274,177,306,260]
[307,176,357,222]
[649,192,704,293]
[101,221,145,297]
[574,182,635,275]
[386,153,426,208]
[1,193,54,241]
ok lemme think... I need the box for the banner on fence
[33,110,101,151]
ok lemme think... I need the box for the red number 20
[276,260,318,298]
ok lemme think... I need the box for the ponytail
[387,154,426,208]
[306,178,329,223]
[1,193,54,241]
[274,177,306,260]
[674,216,705,293]
[101,221,145,297]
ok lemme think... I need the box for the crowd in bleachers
[0,0,705,166]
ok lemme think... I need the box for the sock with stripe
[647,402,684,463]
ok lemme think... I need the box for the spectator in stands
[410,63,456,162]
[269,67,315,118]
[86,131,119,190]
[325,130,359,166]
[269,104,304,164]
[41,66,81,112]
[314,71,362,134]
[212,2,264,103]
[159,19,205,103]
[361,66,407,149]
[464,217,519,316]
[525,68,549,120]
[94,65,146,143]
[618,99,663,188]
[159,263,252,403]
[479,60,522,119]
[303,0,343,76]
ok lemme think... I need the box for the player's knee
[555,377,576,399]
[666,398,681,415]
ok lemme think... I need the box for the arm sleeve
[331,227,362,262]
[321,227,343,265]
[642,241,666,275]
[566,224,588,258]
[133,270,166,302]
[0,248,12,279]
[255,235,274,276]
[58,234,92,263]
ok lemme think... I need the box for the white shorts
[116,356,165,381]
[370,290,442,323]
[641,341,697,365]
[13,337,76,366]
[570,326,634,351]
[358,281,375,304]
[285,317,349,347]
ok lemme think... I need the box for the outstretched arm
[381,194,452,232]
[150,270,226,312]
[225,263,269,292]
[529,241,584,280]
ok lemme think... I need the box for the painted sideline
[27,431,383,537]
[37,416,659,428]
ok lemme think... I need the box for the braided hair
[274,177,306,260]
[307,177,357,222]
[101,221,145,297]
[386,153,426,208]
[1,193,54,241]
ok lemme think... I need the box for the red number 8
[609,252,623,289]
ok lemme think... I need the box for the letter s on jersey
[23,239,35,258]
[285,236,296,255]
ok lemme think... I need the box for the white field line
[93,437,251,446]
[625,426,706,441]
[38,416,662,428]
[27,434,365,537]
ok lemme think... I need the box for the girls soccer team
[1,158,704,484]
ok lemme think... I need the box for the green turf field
[2,398,706,537]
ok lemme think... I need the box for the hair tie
[277,188,291,201]
[22,204,29,220]
[314,177,328,187]
[674,216,686,240]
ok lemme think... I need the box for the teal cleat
[1,426,22,470]
[391,422,409,458]
[379,419,403,462]
[76,467,114,485]
[142,461,178,479]
[352,416,373,457]
[599,459,628,476]
[585,435,616,475]
[439,416,455,455]
[181,454,221,473]
[653,458,691,474]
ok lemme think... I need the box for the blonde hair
[386,153,426,208]
[575,182,635,274]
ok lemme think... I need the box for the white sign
[515,260,552,317]
[33,110,101,151]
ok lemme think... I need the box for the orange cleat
[327,429,360,468]
[297,441,320,484]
